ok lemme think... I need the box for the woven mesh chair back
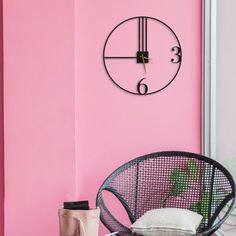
[96,151,235,235]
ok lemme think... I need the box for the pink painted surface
[75,0,202,235]
[0,0,3,235]
[3,0,76,235]
[3,0,202,235]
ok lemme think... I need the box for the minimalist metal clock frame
[103,16,182,95]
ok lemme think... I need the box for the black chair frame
[96,151,236,236]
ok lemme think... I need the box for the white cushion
[130,208,203,236]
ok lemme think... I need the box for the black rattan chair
[96,151,236,236]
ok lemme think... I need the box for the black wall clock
[103,16,182,95]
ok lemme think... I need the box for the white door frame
[202,3,232,235]
[202,0,217,159]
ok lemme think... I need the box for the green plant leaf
[200,192,211,219]
[189,202,200,213]
[187,159,199,181]
[189,192,213,220]
[169,168,189,196]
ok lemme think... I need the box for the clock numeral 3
[137,78,148,95]
[171,46,182,64]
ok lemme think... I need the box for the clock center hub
[137,51,149,63]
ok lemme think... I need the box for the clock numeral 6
[137,78,148,95]
[171,46,182,64]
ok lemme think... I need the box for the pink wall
[75,0,202,234]
[3,0,202,235]
[0,0,3,235]
[3,0,76,235]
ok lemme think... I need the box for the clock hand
[138,17,147,51]
[140,55,147,74]
[145,17,147,51]
[142,56,152,61]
